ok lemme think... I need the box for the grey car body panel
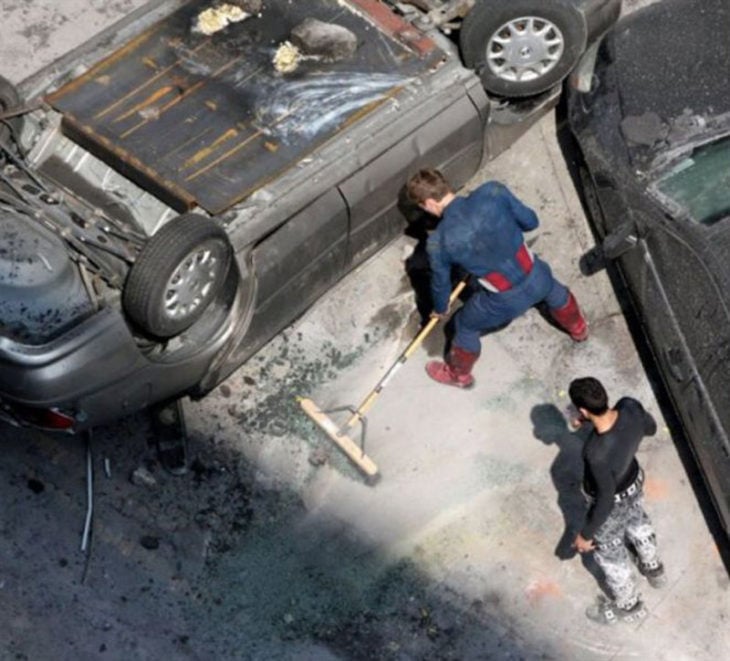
[0,209,94,343]
[567,0,730,532]
[572,0,622,43]
[0,0,618,430]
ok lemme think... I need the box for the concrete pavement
[190,112,730,658]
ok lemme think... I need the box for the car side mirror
[579,245,606,276]
[602,222,638,260]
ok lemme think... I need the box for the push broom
[298,278,468,484]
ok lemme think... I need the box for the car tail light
[35,408,76,430]
[1,402,77,431]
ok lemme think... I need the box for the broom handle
[343,278,468,429]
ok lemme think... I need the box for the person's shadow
[530,403,608,591]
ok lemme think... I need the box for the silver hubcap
[486,16,564,83]
[163,241,221,321]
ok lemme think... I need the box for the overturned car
[0,0,620,431]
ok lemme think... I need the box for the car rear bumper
[0,307,151,429]
[0,301,239,430]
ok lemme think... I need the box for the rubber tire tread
[460,0,587,98]
[124,213,233,338]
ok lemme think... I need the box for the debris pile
[273,41,302,74]
[290,18,358,61]
[273,18,357,73]
[193,1,262,36]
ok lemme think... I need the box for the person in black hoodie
[568,376,666,625]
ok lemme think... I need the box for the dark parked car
[567,0,730,533]
[0,0,619,432]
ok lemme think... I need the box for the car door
[228,188,350,362]
[642,219,730,531]
[620,210,730,533]
[338,88,486,268]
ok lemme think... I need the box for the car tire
[0,75,24,152]
[460,0,587,98]
[124,213,233,338]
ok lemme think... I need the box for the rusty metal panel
[45,0,440,215]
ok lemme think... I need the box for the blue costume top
[427,181,539,313]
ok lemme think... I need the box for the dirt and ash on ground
[2,261,536,660]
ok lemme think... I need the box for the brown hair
[405,168,452,205]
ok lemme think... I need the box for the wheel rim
[162,240,224,322]
[486,16,564,83]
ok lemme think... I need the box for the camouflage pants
[592,491,660,609]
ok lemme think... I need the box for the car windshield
[653,134,730,225]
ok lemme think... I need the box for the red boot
[550,292,588,341]
[425,347,479,389]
